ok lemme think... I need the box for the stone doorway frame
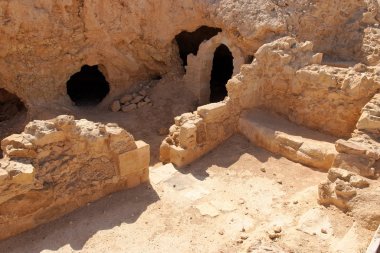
[183,33,245,105]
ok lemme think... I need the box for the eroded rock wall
[0,115,150,240]
[0,0,379,113]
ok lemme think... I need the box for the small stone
[139,90,147,96]
[260,167,266,173]
[277,180,283,185]
[144,97,151,103]
[240,234,249,240]
[321,228,327,234]
[238,198,245,205]
[293,200,298,204]
[273,226,282,233]
[218,230,224,235]
[110,100,121,112]
[131,95,144,104]
[268,232,280,240]
[236,239,244,244]
[241,227,246,232]
[121,104,137,112]
[137,101,148,108]
[120,94,133,104]
[349,175,370,189]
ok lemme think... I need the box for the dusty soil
[0,76,374,252]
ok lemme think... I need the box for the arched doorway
[67,65,110,106]
[175,26,222,67]
[209,44,234,103]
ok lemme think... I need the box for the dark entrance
[210,44,234,103]
[0,88,26,122]
[175,26,222,67]
[67,65,110,106]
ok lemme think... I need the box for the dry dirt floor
[0,76,375,252]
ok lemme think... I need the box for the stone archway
[209,44,234,103]
[183,33,245,105]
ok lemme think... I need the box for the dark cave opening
[175,26,222,67]
[0,88,26,122]
[67,65,110,106]
[210,44,234,103]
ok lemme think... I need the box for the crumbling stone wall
[0,115,150,240]
[161,37,380,167]
[160,101,237,167]
[228,37,380,138]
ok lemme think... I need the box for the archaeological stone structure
[0,0,379,251]
[0,116,149,240]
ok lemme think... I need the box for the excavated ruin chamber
[175,26,222,67]
[67,65,110,106]
[210,44,234,103]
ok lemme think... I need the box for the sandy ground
[0,134,373,253]
[0,75,375,252]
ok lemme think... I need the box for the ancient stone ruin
[0,0,379,252]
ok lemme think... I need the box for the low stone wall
[239,109,338,170]
[160,101,237,167]
[0,115,150,240]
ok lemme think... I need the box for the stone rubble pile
[110,87,153,113]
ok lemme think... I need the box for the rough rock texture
[160,101,237,167]
[318,94,380,231]
[228,37,380,138]
[0,115,150,240]
[0,0,379,113]
[333,94,380,178]
[318,168,380,231]
[161,36,380,167]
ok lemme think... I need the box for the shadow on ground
[0,183,159,253]
[180,134,281,181]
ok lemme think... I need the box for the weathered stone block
[197,102,228,123]
[118,140,150,177]
[179,123,197,149]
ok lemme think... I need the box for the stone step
[238,109,338,170]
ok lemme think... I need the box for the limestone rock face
[0,115,150,240]
[0,0,379,112]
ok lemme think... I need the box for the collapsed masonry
[0,115,149,240]
[160,37,380,229]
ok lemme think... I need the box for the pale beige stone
[0,116,148,240]
[197,102,228,123]
[179,123,197,149]
[118,140,150,177]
